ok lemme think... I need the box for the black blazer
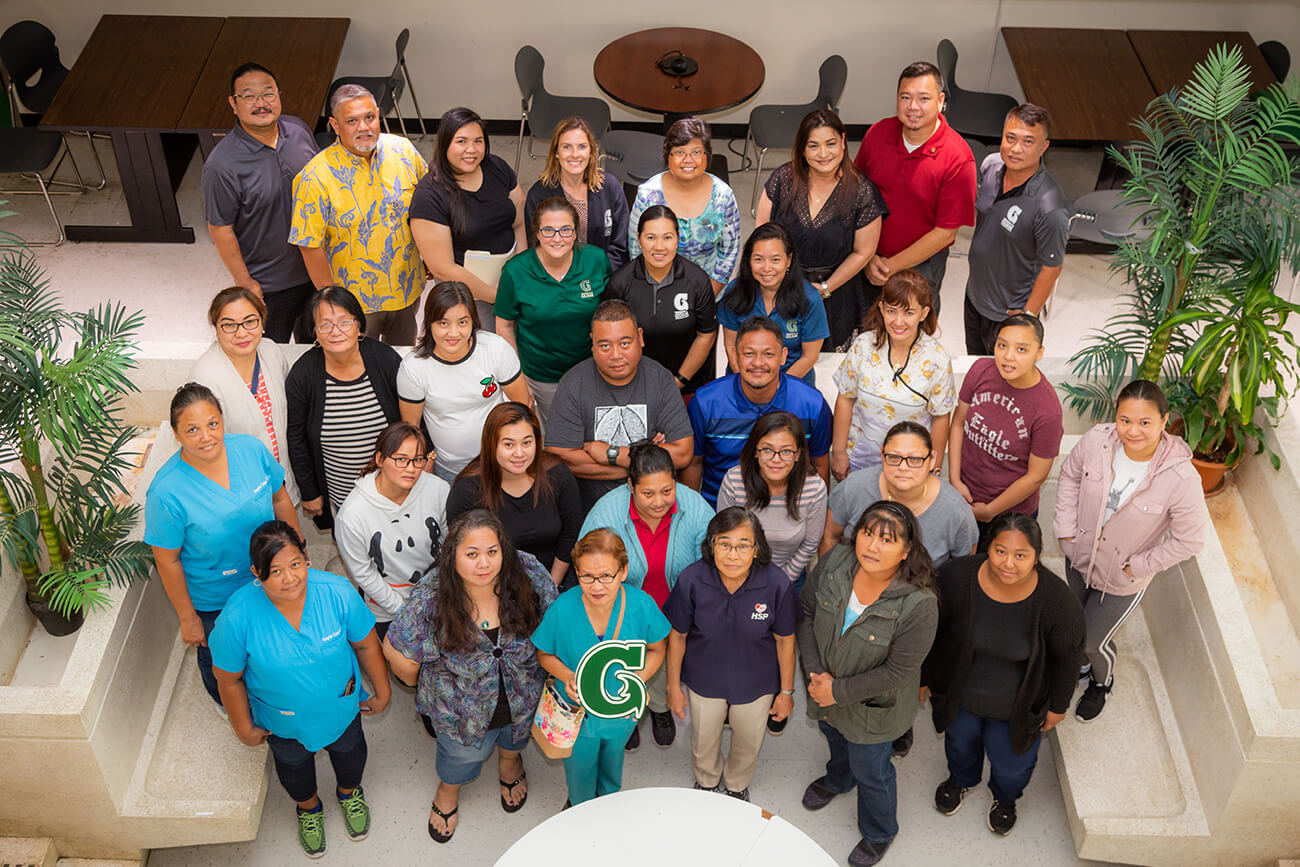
[285,337,403,528]
[922,554,1085,754]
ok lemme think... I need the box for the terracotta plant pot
[1190,456,1231,497]
[26,594,85,636]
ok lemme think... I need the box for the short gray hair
[330,84,375,116]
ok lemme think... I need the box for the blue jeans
[195,609,221,704]
[818,721,898,845]
[266,714,368,804]
[435,724,530,785]
[944,708,1041,804]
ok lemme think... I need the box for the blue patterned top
[386,551,558,747]
[628,172,741,285]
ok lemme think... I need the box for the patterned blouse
[386,551,558,748]
[832,330,957,471]
[628,172,741,285]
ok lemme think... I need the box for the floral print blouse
[628,172,741,285]
[832,330,957,471]
[386,551,558,748]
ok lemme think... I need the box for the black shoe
[988,800,1017,835]
[1075,679,1112,723]
[625,725,641,752]
[421,713,438,740]
[934,778,969,815]
[891,727,914,758]
[650,709,676,747]
[848,837,892,866]
[801,776,839,811]
[725,787,750,802]
[561,798,572,811]
[766,714,788,736]
[693,781,719,792]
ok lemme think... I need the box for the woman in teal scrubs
[145,383,301,706]
[211,521,391,859]
[533,528,670,806]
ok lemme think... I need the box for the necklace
[480,620,490,628]
[886,475,931,510]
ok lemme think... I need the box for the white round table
[496,786,837,866]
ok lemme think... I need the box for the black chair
[937,39,1018,142]
[0,20,104,191]
[326,28,427,140]
[1259,40,1291,82]
[743,55,847,215]
[514,45,610,174]
[0,127,70,245]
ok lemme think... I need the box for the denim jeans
[194,609,222,704]
[944,708,1041,804]
[818,721,898,845]
[266,714,368,803]
[435,724,529,785]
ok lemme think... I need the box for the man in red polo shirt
[854,61,976,312]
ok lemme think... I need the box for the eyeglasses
[756,446,799,462]
[714,540,754,555]
[577,572,620,585]
[670,148,705,160]
[218,315,262,334]
[386,455,428,468]
[538,226,576,239]
[882,452,932,468]
[315,318,358,335]
[234,90,281,105]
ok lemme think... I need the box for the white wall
[11,0,1299,128]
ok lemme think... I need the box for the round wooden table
[594,27,765,124]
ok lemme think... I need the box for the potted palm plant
[0,234,153,635]
[1064,44,1300,492]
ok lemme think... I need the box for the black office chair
[514,45,610,174]
[743,55,848,215]
[1259,40,1291,82]
[326,28,427,140]
[937,39,1018,142]
[0,20,104,191]
[0,127,70,245]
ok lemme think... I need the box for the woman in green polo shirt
[495,197,610,426]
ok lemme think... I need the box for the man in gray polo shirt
[963,103,1069,355]
[201,62,319,343]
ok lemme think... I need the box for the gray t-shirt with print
[828,465,979,566]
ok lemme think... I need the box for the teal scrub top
[143,434,286,610]
[531,585,670,734]
[210,569,377,751]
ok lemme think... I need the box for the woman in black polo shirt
[663,507,797,801]
[607,205,718,398]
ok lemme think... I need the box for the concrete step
[0,837,56,867]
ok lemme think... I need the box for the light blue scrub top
[716,278,831,385]
[144,434,285,611]
[530,585,670,736]
[210,569,377,751]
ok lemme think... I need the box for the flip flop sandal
[427,800,458,843]
[499,770,528,813]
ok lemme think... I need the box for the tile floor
[7,131,1122,865]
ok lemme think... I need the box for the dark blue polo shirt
[201,116,318,293]
[664,559,797,704]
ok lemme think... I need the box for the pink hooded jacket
[1053,424,1208,596]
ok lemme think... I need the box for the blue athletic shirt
[144,434,285,611]
[716,278,830,386]
[210,569,377,751]
[687,373,833,507]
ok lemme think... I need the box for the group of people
[135,54,1212,867]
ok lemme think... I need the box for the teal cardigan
[578,483,713,591]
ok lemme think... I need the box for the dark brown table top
[594,27,765,116]
[42,15,224,131]
[178,16,350,132]
[1127,29,1276,95]
[1002,27,1157,142]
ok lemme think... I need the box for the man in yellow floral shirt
[290,85,428,345]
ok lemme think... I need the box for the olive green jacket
[796,544,939,744]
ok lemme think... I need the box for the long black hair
[739,411,809,521]
[249,520,307,579]
[432,510,543,653]
[722,223,808,321]
[985,511,1043,559]
[431,107,489,246]
[851,500,937,597]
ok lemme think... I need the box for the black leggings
[266,714,367,803]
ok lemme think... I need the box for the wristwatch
[819,281,831,298]
[780,688,795,696]
[606,445,620,466]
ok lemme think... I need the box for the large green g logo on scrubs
[574,640,648,719]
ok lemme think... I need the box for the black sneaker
[891,727,914,757]
[848,837,892,866]
[650,709,676,747]
[988,800,1017,835]
[693,781,719,792]
[625,725,641,752]
[725,787,750,802]
[766,715,788,735]
[801,776,839,810]
[1075,679,1112,723]
[934,778,968,815]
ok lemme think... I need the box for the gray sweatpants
[1065,560,1146,686]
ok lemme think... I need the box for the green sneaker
[296,805,326,859]
[337,785,371,841]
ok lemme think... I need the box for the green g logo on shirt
[574,640,648,719]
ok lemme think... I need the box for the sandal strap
[499,770,527,790]
[430,800,458,821]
